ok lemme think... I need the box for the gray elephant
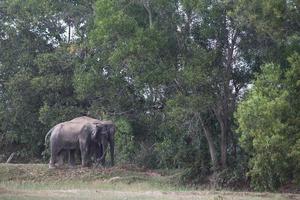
[98,120,115,166]
[70,116,116,166]
[45,121,108,168]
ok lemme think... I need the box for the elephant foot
[68,164,76,169]
[81,163,88,168]
[49,164,56,169]
[81,160,92,168]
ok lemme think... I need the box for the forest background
[0,0,299,191]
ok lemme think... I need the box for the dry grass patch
[0,163,298,200]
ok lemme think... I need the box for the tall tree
[235,0,300,190]
[0,0,94,158]
[167,0,258,170]
[0,0,63,157]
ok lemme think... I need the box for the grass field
[0,163,299,200]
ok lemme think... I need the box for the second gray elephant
[70,116,115,166]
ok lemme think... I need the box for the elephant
[99,120,115,166]
[70,116,116,166]
[45,120,109,168]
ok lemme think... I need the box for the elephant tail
[44,126,55,146]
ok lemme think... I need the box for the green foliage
[286,53,300,184]
[73,66,103,101]
[232,0,300,66]
[0,0,89,159]
[233,0,300,191]
[115,118,136,163]
[236,55,300,190]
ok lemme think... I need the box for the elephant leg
[69,149,76,167]
[100,139,108,166]
[49,154,57,169]
[90,142,100,164]
[57,152,64,167]
[76,149,81,164]
[49,143,59,168]
[80,142,89,167]
[98,143,103,162]
[94,143,103,167]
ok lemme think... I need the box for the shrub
[114,117,136,163]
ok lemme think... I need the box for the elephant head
[89,123,114,166]
[90,123,109,143]
[97,120,115,166]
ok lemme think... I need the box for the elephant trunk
[110,140,114,166]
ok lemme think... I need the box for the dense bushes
[114,118,136,163]
[236,54,300,190]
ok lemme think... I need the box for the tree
[236,54,300,190]
[84,0,179,121]
[165,0,258,171]
[235,0,300,190]
[81,0,181,166]
[0,0,93,159]
[0,0,62,158]
[87,0,261,173]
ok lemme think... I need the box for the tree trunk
[214,104,229,169]
[68,24,71,43]
[230,129,237,160]
[199,114,218,170]
[143,0,153,29]
[213,24,238,169]
[220,119,228,168]
[218,27,238,169]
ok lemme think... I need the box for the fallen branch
[6,152,15,163]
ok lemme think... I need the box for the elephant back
[53,121,87,139]
[70,116,102,125]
